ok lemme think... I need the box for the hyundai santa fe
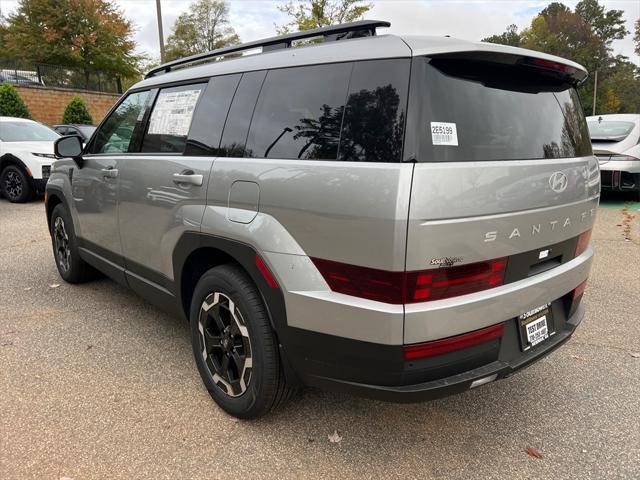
[45,21,598,418]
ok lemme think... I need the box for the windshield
[0,121,60,142]
[406,57,592,162]
[587,121,635,140]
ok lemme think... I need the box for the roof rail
[145,20,391,79]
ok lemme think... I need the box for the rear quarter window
[338,58,410,163]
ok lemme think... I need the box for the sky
[1,0,638,64]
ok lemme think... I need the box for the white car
[587,114,640,201]
[0,117,60,202]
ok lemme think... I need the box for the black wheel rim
[53,217,71,273]
[198,292,252,397]
[4,171,23,200]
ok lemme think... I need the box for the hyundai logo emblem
[549,171,568,193]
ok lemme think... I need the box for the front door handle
[101,168,118,179]
[173,173,203,186]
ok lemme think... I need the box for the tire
[190,264,295,419]
[1,165,33,203]
[49,203,96,283]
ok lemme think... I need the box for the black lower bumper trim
[302,303,584,403]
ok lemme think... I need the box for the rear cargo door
[404,55,599,276]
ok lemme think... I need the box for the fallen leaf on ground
[630,352,640,358]
[571,355,583,361]
[49,284,61,289]
[328,430,343,443]
[526,447,542,459]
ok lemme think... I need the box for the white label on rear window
[430,122,458,146]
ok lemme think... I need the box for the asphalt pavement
[1,194,639,480]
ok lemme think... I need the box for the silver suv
[46,21,599,418]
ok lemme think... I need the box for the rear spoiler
[427,51,588,86]
[405,38,588,86]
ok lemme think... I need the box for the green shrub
[0,83,31,118]
[62,96,93,125]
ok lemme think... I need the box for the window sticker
[430,121,458,146]
[148,89,202,137]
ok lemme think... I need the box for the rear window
[587,121,635,141]
[405,57,592,162]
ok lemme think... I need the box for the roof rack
[145,20,391,78]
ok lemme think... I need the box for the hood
[5,141,55,155]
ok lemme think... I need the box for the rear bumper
[296,300,585,402]
[599,163,640,192]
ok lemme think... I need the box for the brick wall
[14,85,120,126]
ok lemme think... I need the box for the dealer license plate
[518,303,555,351]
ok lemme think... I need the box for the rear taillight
[310,258,404,304]
[572,279,588,300]
[311,257,508,304]
[610,155,640,162]
[575,229,592,257]
[403,323,505,360]
[405,258,507,303]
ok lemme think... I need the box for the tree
[482,24,522,47]
[482,0,637,114]
[634,19,639,57]
[575,0,628,48]
[276,0,372,34]
[165,0,239,61]
[2,0,140,78]
[62,96,93,124]
[0,84,31,118]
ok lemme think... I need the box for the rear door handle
[101,168,118,179]
[173,173,203,186]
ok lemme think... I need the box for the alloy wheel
[4,171,23,200]
[53,217,71,273]
[198,292,253,397]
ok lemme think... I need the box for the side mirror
[54,135,84,167]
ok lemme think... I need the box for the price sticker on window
[430,122,458,146]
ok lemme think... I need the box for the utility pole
[592,69,598,116]
[155,0,166,63]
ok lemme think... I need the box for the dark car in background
[53,124,97,144]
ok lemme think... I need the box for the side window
[338,59,410,162]
[246,63,351,160]
[218,70,267,157]
[141,84,205,153]
[92,90,151,154]
[55,126,68,135]
[185,74,241,156]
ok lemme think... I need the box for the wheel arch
[0,153,29,172]
[44,187,71,230]
[174,233,287,332]
[174,232,302,386]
